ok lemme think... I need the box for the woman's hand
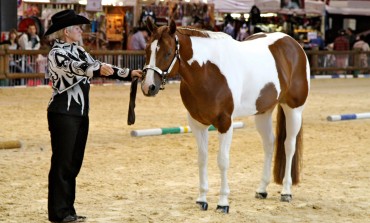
[100,63,114,76]
[131,69,143,79]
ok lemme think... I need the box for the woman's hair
[47,26,74,41]
[8,28,18,40]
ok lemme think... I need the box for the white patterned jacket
[47,39,131,116]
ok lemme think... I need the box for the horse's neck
[177,34,197,85]
[177,34,231,86]
[178,55,196,86]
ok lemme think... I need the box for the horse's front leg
[188,114,209,211]
[216,127,233,213]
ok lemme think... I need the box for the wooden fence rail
[0,45,369,85]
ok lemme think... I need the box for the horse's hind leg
[187,114,209,211]
[216,126,233,213]
[280,104,303,202]
[254,109,274,199]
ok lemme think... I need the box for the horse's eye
[164,50,172,60]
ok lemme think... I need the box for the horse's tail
[273,104,303,185]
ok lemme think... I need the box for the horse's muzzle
[141,82,160,97]
[148,84,159,96]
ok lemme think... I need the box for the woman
[0,29,23,73]
[353,35,370,68]
[43,9,142,223]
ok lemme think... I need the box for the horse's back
[229,32,310,115]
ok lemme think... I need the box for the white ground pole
[327,112,370,121]
[131,122,245,137]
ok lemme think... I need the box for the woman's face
[9,32,17,40]
[65,26,83,43]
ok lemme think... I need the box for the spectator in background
[191,15,204,29]
[236,23,249,41]
[333,29,350,73]
[0,29,23,86]
[353,35,369,68]
[127,27,149,50]
[17,23,41,76]
[0,29,19,49]
[309,31,325,50]
[282,0,300,9]
[223,22,235,39]
[345,28,356,49]
[18,24,40,50]
[0,29,23,73]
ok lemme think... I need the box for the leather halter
[143,35,180,90]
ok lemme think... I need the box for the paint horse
[141,19,310,213]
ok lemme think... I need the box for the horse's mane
[177,27,229,39]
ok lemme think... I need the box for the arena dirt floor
[0,78,369,223]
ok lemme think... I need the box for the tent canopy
[326,0,370,16]
[211,0,370,16]
[211,0,325,14]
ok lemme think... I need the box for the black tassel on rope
[127,77,138,125]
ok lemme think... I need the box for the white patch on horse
[188,35,284,117]
[143,40,158,93]
[206,31,231,39]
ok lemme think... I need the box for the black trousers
[47,112,89,221]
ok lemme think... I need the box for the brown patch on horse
[255,82,278,114]
[179,61,234,133]
[245,33,267,41]
[177,27,210,38]
[268,36,309,108]
[176,31,194,63]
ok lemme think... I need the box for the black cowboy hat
[44,9,90,36]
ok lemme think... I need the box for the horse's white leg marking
[254,110,275,194]
[187,114,209,203]
[217,126,233,206]
[280,104,303,195]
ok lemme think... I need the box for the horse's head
[141,19,180,96]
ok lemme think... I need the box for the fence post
[309,46,319,75]
[353,48,361,77]
[0,45,7,85]
[0,46,4,77]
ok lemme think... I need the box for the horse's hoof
[216,205,229,214]
[255,192,268,199]
[280,194,292,202]
[196,201,208,211]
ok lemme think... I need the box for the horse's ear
[146,18,157,33]
[169,19,176,35]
